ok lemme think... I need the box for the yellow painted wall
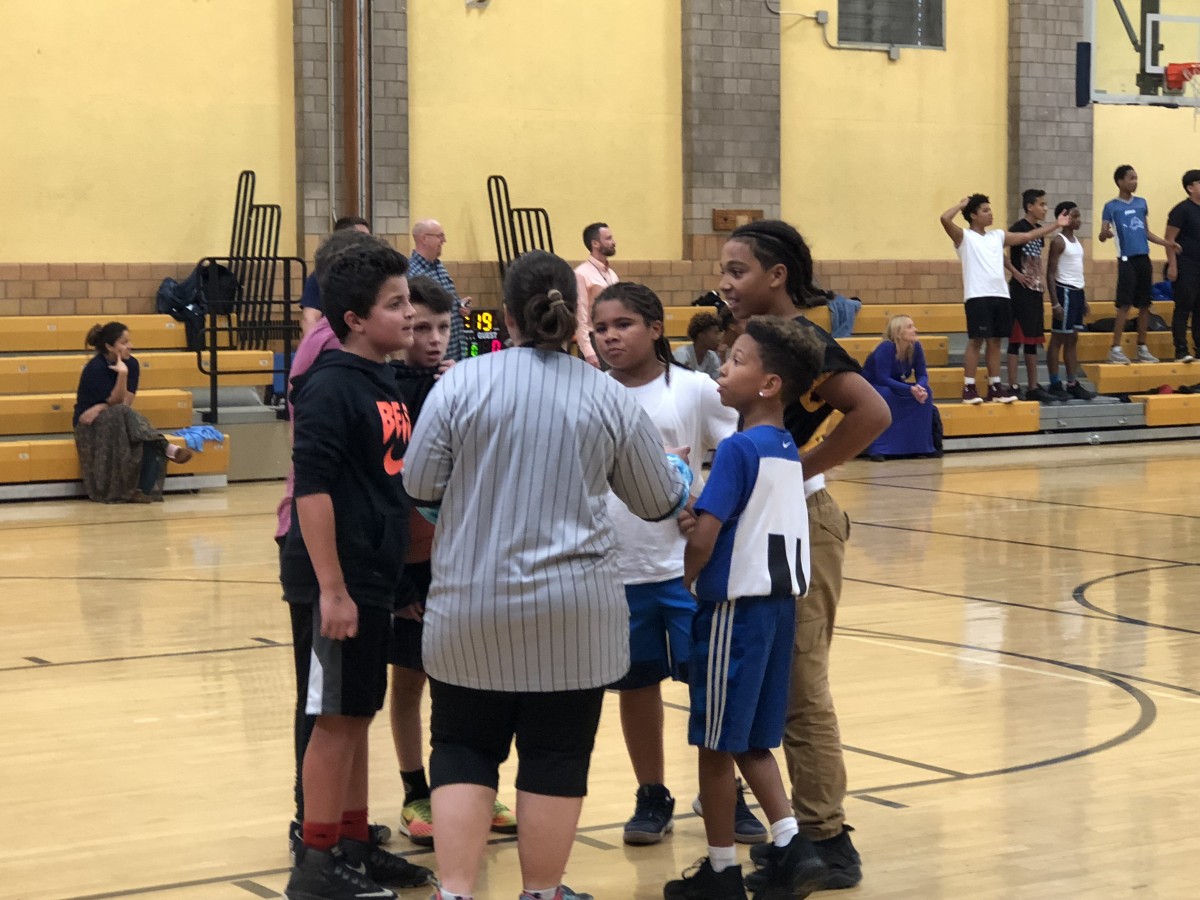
[0,0,296,263]
[779,0,1008,260]
[408,1,682,263]
[1091,0,1200,99]
[1092,105,1200,257]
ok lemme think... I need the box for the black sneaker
[1067,381,1096,401]
[744,833,828,898]
[284,844,397,900]
[813,826,862,889]
[624,783,675,845]
[339,838,432,888]
[663,858,746,900]
[1046,383,1071,401]
[1026,386,1057,403]
[289,820,392,862]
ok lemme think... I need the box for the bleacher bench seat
[0,435,229,485]
[1133,394,1200,426]
[1081,361,1200,394]
[0,351,273,394]
[936,401,1041,437]
[0,314,189,352]
[0,389,192,436]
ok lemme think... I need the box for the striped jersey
[693,425,810,603]
[403,348,688,692]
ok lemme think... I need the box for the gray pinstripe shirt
[404,348,687,692]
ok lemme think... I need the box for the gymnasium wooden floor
[4,441,1200,900]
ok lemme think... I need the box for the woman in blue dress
[861,315,935,459]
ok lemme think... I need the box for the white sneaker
[1107,346,1132,365]
[1178,354,1196,364]
[1136,345,1159,363]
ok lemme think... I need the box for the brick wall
[1007,0,1093,230]
[0,257,1130,320]
[682,0,781,254]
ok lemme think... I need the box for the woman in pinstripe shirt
[404,250,691,900]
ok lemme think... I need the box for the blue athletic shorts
[611,578,696,690]
[1052,284,1087,334]
[687,595,795,753]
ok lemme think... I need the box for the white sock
[989,376,1001,385]
[164,443,180,460]
[438,890,472,900]
[708,844,738,873]
[963,377,976,386]
[522,889,558,900]
[770,815,799,848]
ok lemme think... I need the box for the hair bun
[547,288,565,309]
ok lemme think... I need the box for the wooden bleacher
[0,314,234,498]
[1134,394,1200,427]
[1081,360,1200,394]
[937,401,1041,437]
[0,350,273,393]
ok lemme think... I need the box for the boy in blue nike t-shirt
[1100,165,1180,364]
[664,317,826,900]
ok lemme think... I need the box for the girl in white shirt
[591,282,749,846]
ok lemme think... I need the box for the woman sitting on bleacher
[862,315,936,459]
[73,322,191,503]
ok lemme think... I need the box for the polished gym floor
[3,441,1199,899]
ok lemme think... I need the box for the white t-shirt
[606,366,738,585]
[956,228,1009,301]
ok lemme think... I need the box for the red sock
[341,808,369,843]
[302,820,340,852]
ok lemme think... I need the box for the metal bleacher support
[487,175,554,279]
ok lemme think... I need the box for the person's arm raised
[940,198,968,247]
[1005,209,1070,246]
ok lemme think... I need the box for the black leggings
[428,679,605,797]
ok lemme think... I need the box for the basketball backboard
[1085,1,1200,107]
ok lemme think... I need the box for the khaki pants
[784,488,849,840]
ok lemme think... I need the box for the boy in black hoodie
[282,238,433,900]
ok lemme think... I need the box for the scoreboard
[464,309,506,357]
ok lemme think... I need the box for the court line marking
[0,574,279,586]
[853,519,1194,566]
[841,477,1200,522]
[0,508,273,534]
[0,641,287,674]
[661,699,964,776]
[833,626,1158,796]
[856,794,908,809]
[1072,568,1200,636]
[231,880,278,898]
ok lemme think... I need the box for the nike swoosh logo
[783,442,793,448]
[383,448,404,476]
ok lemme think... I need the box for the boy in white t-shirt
[940,194,1070,403]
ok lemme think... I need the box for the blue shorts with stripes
[687,594,796,753]
[1052,284,1087,334]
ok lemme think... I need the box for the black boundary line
[0,574,279,586]
[56,629,1159,900]
[834,626,1157,796]
[0,641,287,674]
[230,881,277,899]
[853,520,1191,565]
[662,699,965,777]
[0,509,272,534]
[1071,568,1200,636]
[855,795,909,809]
[844,575,1129,624]
[24,655,51,665]
[840,477,1200,522]
[840,448,1200,481]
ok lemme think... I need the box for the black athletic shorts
[389,561,430,671]
[1116,255,1153,309]
[304,601,392,718]
[428,679,606,797]
[1008,285,1045,344]
[965,296,1012,339]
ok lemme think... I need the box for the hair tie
[548,288,565,309]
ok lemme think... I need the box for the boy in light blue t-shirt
[1100,165,1180,364]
